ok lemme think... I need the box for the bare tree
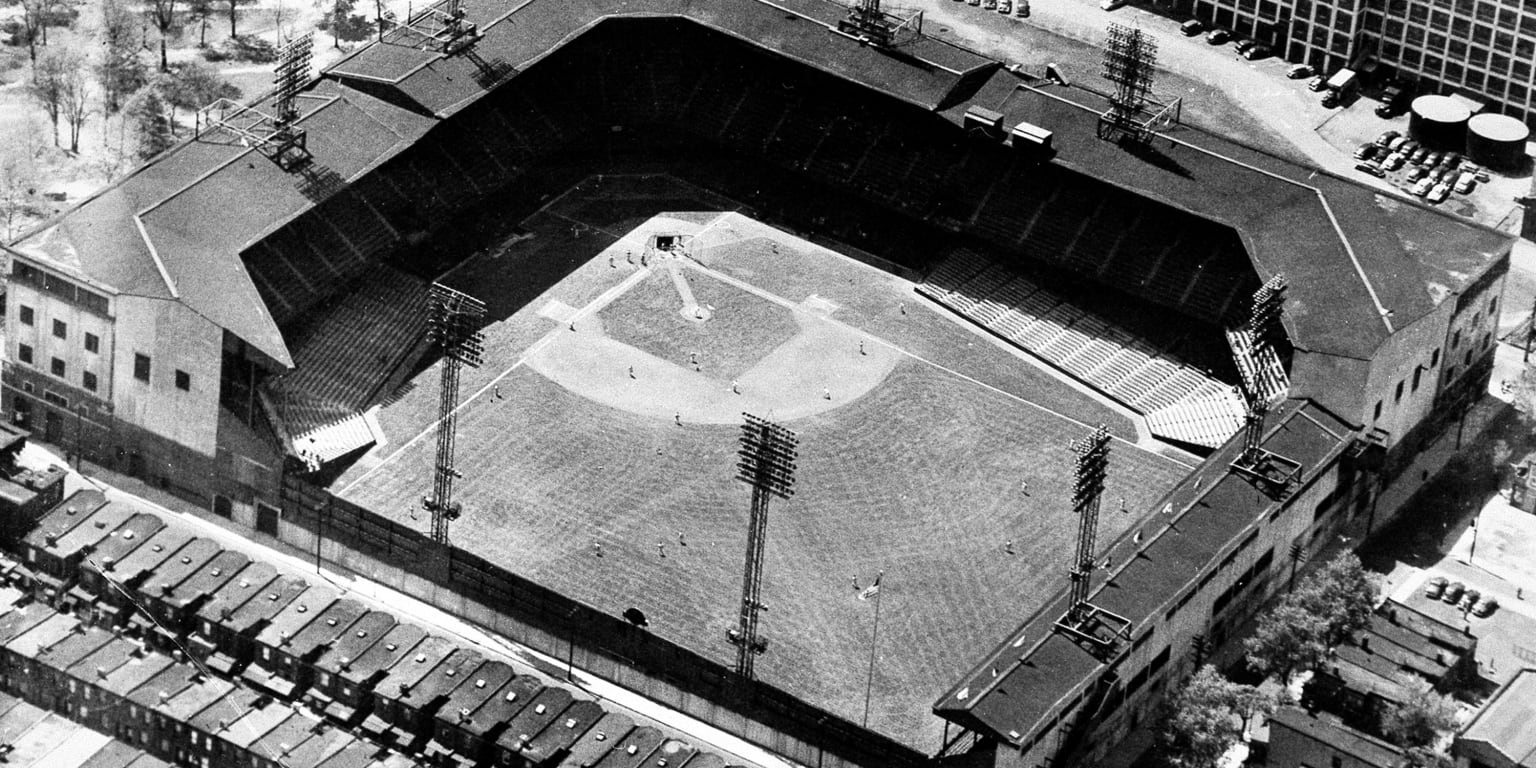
[62,52,91,153]
[0,145,41,242]
[7,0,48,64]
[29,47,72,146]
[96,0,148,114]
[145,0,178,71]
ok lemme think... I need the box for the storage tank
[1409,95,1472,150]
[1466,113,1530,171]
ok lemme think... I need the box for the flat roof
[96,650,174,697]
[341,622,428,686]
[42,500,134,563]
[7,613,81,661]
[400,648,485,711]
[195,561,281,625]
[251,583,341,649]
[155,675,236,723]
[221,574,310,635]
[283,597,369,659]
[520,698,605,765]
[165,549,250,611]
[555,711,637,768]
[0,604,62,648]
[64,637,144,686]
[277,722,359,768]
[218,699,292,749]
[373,635,457,704]
[21,491,108,551]
[312,610,396,677]
[434,659,516,727]
[108,528,194,586]
[1460,668,1536,768]
[498,687,576,753]
[86,513,167,575]
[5,712,109,767]
[33,625,114,670]
[187,686,262,734]
[76,740,152,768]
[460,674,543,740]
[134,537,222,603]
[125,664,198,709]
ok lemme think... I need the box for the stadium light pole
[729,414,796,680]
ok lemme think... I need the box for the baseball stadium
[0,1,1515,767]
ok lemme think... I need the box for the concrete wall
[1366,302,1454,445]
[109,296,222,457]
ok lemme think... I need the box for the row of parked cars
[1425,576,1500,616]
[1174,18,1272,59]
[956,0,1030,18]
[1353,130,1490,204]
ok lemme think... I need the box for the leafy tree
[1404,746,1455,768]
[1381,690,1458,749]
[96,0,149,114]
[1157,666,1261,768]
[162,61,241,129]
[1293,553,1379,645]
[319,0,373,45]
[1244,602,1329,685]
[132,90,174,160]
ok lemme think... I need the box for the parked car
[1428,183,1451,203]
[1424,151,1443,167]
[1410,148,1430,165]
[1406,166,1427,182]
[1234,39,1256,53]
[1353,143,1379,160]
[984,0,997,11]
[1444,152,1463,167]
[1356,162,1386,178]
[1383,153,1405,171]
[1099,0,1126,9]
[1375,130,1401,147]
[1460,588,1482,610]
[1307,75,1328,92]
[1181,19,1205,36]
[1411,178,1433,196]
[1016,0,1030,15]
[1286,64,1314,79]
[1387,136,1408,151]
[1424,576,1447,599]
[1321,91,1341,108]
[1207,28,1231,44]
[1442,581,1466,604]
[1242,44,1271,60]
[998,0,1013,13]
[1400,139,1420,154]
[1473,596,1499,617]
[1454,173,1477,194]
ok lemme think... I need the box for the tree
[1157,666,1261,768]
[0,141,42,241]
[162,61,241,130]
[131,90,174,160]
[29,46,72,146]
[319,0,373,46]
[145,0,178,71]
[60,49,90,152]
[6,0,49,64]
[96,0,149,114]
[224,0,254,37]
[1244,602,1329,686]
[187,0,211,46]
[1380,690,1458,749]
[1292,553,1379,646]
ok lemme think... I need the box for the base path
[527,299,901,424]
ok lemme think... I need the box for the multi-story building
[1167,0,1536,125]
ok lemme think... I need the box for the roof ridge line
[133,215,178,299]
[1020,85,1396,335]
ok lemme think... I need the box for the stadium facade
[1167,0,1536,126]
[0,1,1514,767]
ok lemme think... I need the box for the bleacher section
[918,250,1245,448]
[263,267,431,463]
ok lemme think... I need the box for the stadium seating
[919,251,1238,430]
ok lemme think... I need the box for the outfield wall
[276,469,922,768]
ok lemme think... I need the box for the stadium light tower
[422,283,486,545]
[728,414,797,679]
[195,32,315,171]
[1229,274,1300,497]
[1053,424,1132,660]
[1097,24,1181,143]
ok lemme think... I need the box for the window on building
[133,353,150,383]
[1490,296,1499,316]
[83,371,97,392]
[1413,368,1422,392]
[1453,330,1461,348]
[51,319,65,339]
[50,358,64,378]
[1395,381,1404,402]
[84,333,98,354]
[175,370,190,391]
[1373,400,1383,420]
[1431,348,1440,367]
[18,306,36,327]
[17,344,32,365]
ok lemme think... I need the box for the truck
[1325,68,1359,102]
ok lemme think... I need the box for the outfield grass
[337,177,1192,750]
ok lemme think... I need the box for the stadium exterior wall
[1003,420,1366,768]
[273,470,924,768]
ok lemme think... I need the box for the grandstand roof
[3,81,436,369]
[1460,668,1536,768]
[966,77,1512,364]
[934,400,1355,747]
[326,0,995,117]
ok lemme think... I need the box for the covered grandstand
[0,1,1516,767]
